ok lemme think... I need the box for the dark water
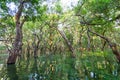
[0,54,120,80]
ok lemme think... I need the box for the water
[0,53,120,80]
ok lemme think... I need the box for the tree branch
[78,14,120,26]
[15,1,25,23]
[88,29,110,43]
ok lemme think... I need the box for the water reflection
[0,54,120,80]
[0,64,4,70]
[29,58,39,80]
[7,64,18,80]
[90,71,94,78]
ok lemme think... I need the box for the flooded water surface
[0,53,120,80]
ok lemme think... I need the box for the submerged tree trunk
[88,29,120,62]
[7,1,25,64]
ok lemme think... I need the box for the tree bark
[88,29,120,62]
[101,30,106,51]
[87,28,91,51]
[57,28,76,58]
[32,34,40,58]
[7,1,25,64]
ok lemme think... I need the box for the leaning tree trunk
[7,1,25,64]
[88,29,120,62]
[57,28,76,58]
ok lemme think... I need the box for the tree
[74,0,120,62]
[7,0,26,64]
[0,0,45,64]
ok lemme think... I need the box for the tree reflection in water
[29,58,39,80]
[1,54,120,80]
[7,64,18,80]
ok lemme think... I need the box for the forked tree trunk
[88,29,120,62]
[7,1,25,64]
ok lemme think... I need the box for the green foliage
[0,46,6,50]
[75,0,120,25]
[30,0,39,5]
[54,2,63,14]
[89,0,111,13]
[0,1,8,11]
[0,0,120,79]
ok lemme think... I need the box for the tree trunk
[88,29,120,62]
[87,28,91,51]
[7,25,23,64]
[33,34,40,58]
[109,43,120,62]
[101,41,106,51]
[7,1,25,64]
[57,28,76,58]
[101,30,106,51]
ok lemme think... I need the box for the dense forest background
[0,0,120,80]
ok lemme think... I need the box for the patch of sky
[6,2,17,16]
